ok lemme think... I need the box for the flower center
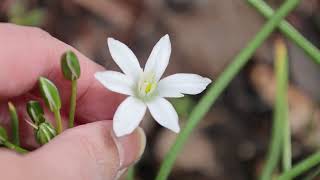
[137,72,157,99]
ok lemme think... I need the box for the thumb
[22,121,146,180]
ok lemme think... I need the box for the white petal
[147,97,180,133]
[95,71,134,95]
[144,34,171,81]
[157,73,212,98]
[113,97,147,137]
[108,38,142,80]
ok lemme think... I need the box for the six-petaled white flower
[95,34,212,137]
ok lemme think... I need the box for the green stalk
[8,102,20,145]
[155,0,300,179]
[260,39,291,180]
[53,111,63,134]
[2,141,28,154]
[248,0,320,64]
[126,166,135,180]
[68,80,77,128]
[279,152,320,180]
[277,40,291,172]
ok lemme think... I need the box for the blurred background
[1,0,320,179]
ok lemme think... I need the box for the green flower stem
[278,151,320,180]
[8,102,20,145]
[248,0,320,64]
[260,39,290,180]
[68,80,77,128]
[3,141,28,154]
[126,166,135,180]
[155,0,300,179]
[53,110,63,134]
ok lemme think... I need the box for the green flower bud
[61,51,81,81]
[39,77,61,112]
[26,101,45,125]
[36,122,57,145]
[0,126,8,145]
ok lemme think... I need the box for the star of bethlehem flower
[95,34,212,137]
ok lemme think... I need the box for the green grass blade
[126,166,135,180]
[277,40,291,172]
[279,152,320,179]
[260,38,290,180]
[155,0,300,179]
[248,0,320,64]
[8,102,20,146]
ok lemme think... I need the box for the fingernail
[111,127,146,170]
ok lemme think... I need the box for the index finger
[0,23,122,122]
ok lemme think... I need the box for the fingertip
[111,127,146,169]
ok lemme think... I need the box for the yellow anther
[145,83,153,93]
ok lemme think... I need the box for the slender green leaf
[279,152,320,179]
[126,166,135,180]
[155,0,300,179]
[0,126,9,145]
[248,0,320,64]
[275,39,291,172]
[8,102,20,146]
[260,38,290,180]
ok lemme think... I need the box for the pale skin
[0,23,146,180]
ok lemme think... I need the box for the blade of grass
[277,39,291,172]
[260,38,290,180]
[155,0,300,179]
[279,151,320,179]
[2,141,28,154]
[248,0,320,64]
[8,102,20,146]
[126,166,135,180]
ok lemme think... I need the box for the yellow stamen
[145,82,153,93]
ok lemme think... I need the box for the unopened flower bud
[61,51,81,81]
[39,77,61,112]
[36,122,57,145]
[27,101,45,125]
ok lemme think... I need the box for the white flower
[95,35,212,137]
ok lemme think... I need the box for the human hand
[0,23,146,180]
